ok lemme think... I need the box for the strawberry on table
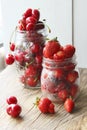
[64,98,75,113]
[35,97,55,114]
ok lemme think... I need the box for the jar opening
[42,55,77,69]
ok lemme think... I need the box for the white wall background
[0,0,72,52]
[74,0,87,68]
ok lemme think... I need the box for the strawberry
[43,37,60,58]
[70,84,78,97]
[58,89,69,101]
[53,68,64,79]
[63,44,75,58]
[64,62,76,71]
[64,98,75,113]
[35,97,55,114]
[53,50,66,61]
[66,70,79,83]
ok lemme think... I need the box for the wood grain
[0,65,87,130]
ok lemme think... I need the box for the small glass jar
[14,25,48,89]
[41,55,80,103]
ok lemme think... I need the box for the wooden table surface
[0,64,87,130]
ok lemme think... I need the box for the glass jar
[41,55,80,103]
[14,26,48,89]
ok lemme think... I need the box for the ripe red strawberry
[64,98,75,113]
[43,38,60,58]
[35,97,55,114]
[70,84,78,97]
[58,89,69,101]
[64,62,76,71]
[63,44,75,58]
[53,68,64,79]
[66,70,79,83]
[53,50,66,61]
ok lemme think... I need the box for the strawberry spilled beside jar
[41,38,80,103]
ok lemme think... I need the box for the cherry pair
[6,96,22,118]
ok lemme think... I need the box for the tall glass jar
[14,25,48,89]
[41,55,80,103]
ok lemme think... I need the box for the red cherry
[6,96,17,105]
[18,19,26,30]
[32,9,40,21]
[25,65,37,77]
[26,77,38,87]
[6,104,22,118]
[5,54,15,65]
[23,8,32,19]
[35,55,42,64]
[26,16,37,25]
[15,51,24,63]
[30,43,40,54]
[26,23,35,31]
[10,43,15,51]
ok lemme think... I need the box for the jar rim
[43,55,76,63]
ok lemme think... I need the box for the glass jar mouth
[42,55,77,69]
[43,55,76,62]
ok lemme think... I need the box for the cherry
[6,104,22,118]
[35,55,42,64]
[23,8,32,19]
[32,9,40,21]
[26,77,38,87]
[10,43,15,51]
[15,51,24,63]
[26,16,37,25]
[5,54,15,65]
[6,96,17,105]
[26,23,35,31]
[30,43,40,54]
[25,65,37,77]
[18,19,26,31]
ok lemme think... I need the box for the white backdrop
[0,0,72,52]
